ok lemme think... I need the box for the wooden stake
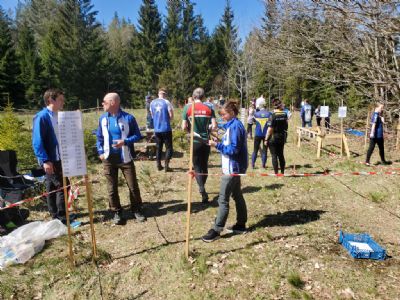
[396,123,400,151]
[340,100,344,157]
[63,177,75,266]
[84,175,97,260]
[364,109,370,150]
[185,101,196,259]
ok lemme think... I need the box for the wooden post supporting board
[63,177,74,265]
[58,111,97,266]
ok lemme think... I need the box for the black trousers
[366,138,385,163]
[102,153,142,212]
[193,143,210,194]
[269,140,285,174]
[252,136,267,168]
[316,117,322,127]
[155,131,173,165]
[45,161,68,221]
[247,123,253,139]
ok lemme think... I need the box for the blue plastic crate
[339,231,386,260]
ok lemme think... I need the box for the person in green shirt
[182,87,217,203]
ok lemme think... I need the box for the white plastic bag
[0,219,67,269]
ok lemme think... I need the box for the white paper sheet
[349,241,373,252]
[58,111,87,177]
[320,106,329,118]
[338,106,347,118]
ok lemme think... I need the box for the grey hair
[192,87,205,100]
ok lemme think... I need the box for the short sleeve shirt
[371,112,383,138]
[182,101,215,142]
[150,98,173,132]
[254,109,271,137]
[270,110,288,142]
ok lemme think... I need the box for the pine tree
[105,13,136,104]
[15,18,44,108]
[211,0,238,97]
[159,0,182,99]
[58,0,107,108]
[0,7,21,108]
[129,0,163,106]
[193,15,213,93]
[261,0,279,39]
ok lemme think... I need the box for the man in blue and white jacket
[32,88,67,223]
[96,93,146,224]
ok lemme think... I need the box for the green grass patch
[287,271,305,289]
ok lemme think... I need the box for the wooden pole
[185,101,196,259]
[340,117,344,157]
[396,123,400,151]
[364,109,370,150]
[84,175,97,259]
[63,177,75,266]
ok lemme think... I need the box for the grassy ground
[1,109,399,299]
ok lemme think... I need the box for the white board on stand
[58,111,87,177]
[338,106,347,118]
[320,106,329,118]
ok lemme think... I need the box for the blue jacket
[96,110,143,163]
[216,118,248,174]
[150,98,173,133]
[371,112,383,139]
[254,109,271,137]
[32,108,60,165]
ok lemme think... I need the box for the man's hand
[43,162,54,175]
[264,139,270,147]
[370,133,374,139]
[99,154,105,161]
[112,139,125,149]
[208,140,217,147]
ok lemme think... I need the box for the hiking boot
[365,162,371,166]
[226,224,247,234]
[382,161,392,165]
[112,211,125,225]
[202,229,220,242]
[201,192,209,204]
[157,164,164,171]
[133,210,146,222]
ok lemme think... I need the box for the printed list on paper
[58,111,87,177]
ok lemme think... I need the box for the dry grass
[0,110,399,299]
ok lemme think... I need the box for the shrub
[0,103,36,169]
[84,128,98,163]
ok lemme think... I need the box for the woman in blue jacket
[202,101,248,242]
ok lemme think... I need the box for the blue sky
[2,0,265,41]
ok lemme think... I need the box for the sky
[1,0,265,42]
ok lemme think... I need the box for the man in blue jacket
[365,102,389,166]
[32,88,67,223]
[150,88,174,172]
[300,99,314,127]
[96,93,146,225]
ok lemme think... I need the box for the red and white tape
[191,171,400,178]
[0,180,83,211]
